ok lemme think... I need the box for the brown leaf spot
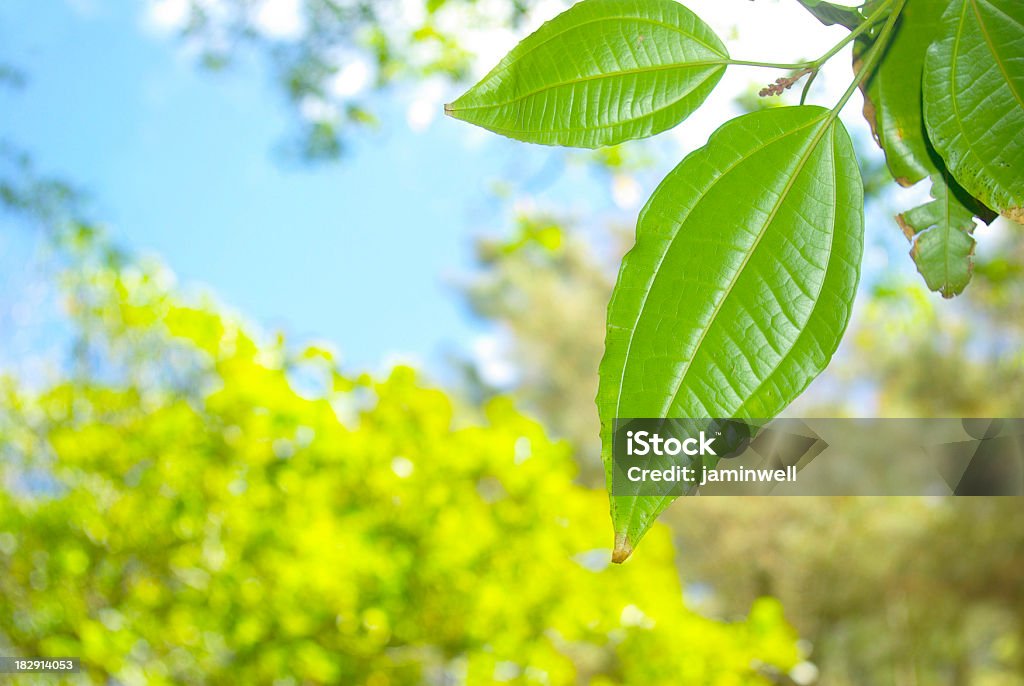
[1002,206,1024,225]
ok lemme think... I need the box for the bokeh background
[1,1,1023,684]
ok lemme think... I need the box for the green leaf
[444,0,728,148]
[924,0,1024,220]
[856,0,946,187]
[897,171,990,298]
[598,107,863,561]
[857,0,997,296]
[796,0,864,30]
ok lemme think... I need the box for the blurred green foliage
[845,245,1024,417]
[672,497,1024,685]
[0,238,799,684]
[0,145,80,228]
[463,214,623,481]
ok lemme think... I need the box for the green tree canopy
[0,236,799,684]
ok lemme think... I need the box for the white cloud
[144,0,190,34]
[252,0,306,41]
[328,59,371,99]
[461,28,518,79]
[299,96,339,123]
[406,98,437,133]
[406,80,446,133]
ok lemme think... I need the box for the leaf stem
[729,58,818,70]
[830,0,906,116]
[799,69,820,105]
[729,0,894,73]
[808,0,894,71]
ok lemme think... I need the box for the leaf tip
[612,532,633,564]
[443,102,456,117]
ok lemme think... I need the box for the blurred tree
[457,211,1024,684]
[0,234,800,685]
[461,213,629,482]
[836,233,1024,417]
[163,0,550,160]
[671,497,1024,686]
[0,145,80,229]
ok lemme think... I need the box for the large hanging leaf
[598,106,863,561]
[444,0,728,148]
[897,171,990,297]
[924,0,1024,220]
[857,0,945,187]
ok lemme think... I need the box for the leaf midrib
[611,113,825,427]
[736,123,843,415]
[942,172,955,293]
[463,69,723,137]
[939,0,1023,207]
[606,114,823,430]
[657,116,833,417]
[611,112,830,538]
[624,122,844,542]
[969,0,1024,111]
[448,60,727,115]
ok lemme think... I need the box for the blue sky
[0,1,634,377]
